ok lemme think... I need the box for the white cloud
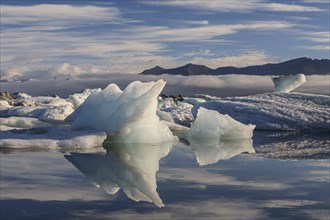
[1,3,324,79]
[124,21,294,42]
[1,4,121,25]
[297,45,330,51]
[303,31,330,43]
[190,50,274,68]
[260,3,325,12]
[179,20,209,25]
[2,5,294,75]
[302,0,330,3]
[184,49,215,57]
[143,0,325,12]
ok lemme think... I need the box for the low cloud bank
[1,74,328,97]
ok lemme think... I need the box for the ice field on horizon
[0,76,329,150]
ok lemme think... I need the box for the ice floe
[0,94,75,121]
[0,116,50,131]
[193,93,330,132]
[0,127,106,150]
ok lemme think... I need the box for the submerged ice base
[67,80,178,143]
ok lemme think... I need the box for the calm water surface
[1,132,329,220]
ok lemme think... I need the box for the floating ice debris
[189,138,255,166]
[0,94,75,121]
[67,80,178,143]
[271,73,306,93]
[65,142,173,207]
[193,93,330,132]
[188,108,255,140]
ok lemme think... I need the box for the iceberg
[65,142,173,207]
[188,108,255,140]
[271,73,306,93]
[189,138,255,166]
[193,93,330,132]
[67,80,178,143]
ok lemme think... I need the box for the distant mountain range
[140,57,330,76]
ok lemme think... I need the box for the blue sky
[1,0,329,79]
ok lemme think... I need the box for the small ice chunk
[271,73,306,93]
[68,80,178,143]
[0,100,12,110]
[188,108,255,140]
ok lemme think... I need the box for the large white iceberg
[271,73,306,93]
[193,93,330,132]
[189,138,255,166]
[67,80,178,143]
[65,142,173,207]
[188,108,255,140]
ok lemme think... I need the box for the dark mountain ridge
[140,57,330,76]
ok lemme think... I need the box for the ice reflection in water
[65,138,256,207]
[188,138,255,166]
[65,141,173,207]
[1,133,329,219]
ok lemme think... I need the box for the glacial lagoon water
[1,132,329,220]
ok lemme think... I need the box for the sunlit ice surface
[1,132,329,220]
